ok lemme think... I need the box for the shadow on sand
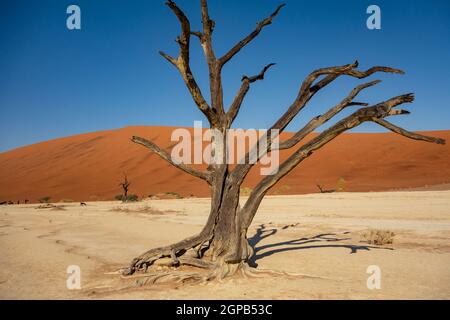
[248,224,393,268]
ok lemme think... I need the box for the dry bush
[35,204,66,210]
[164,192,182,199]
[361,229,395,245]
[115,194,139,202]
[38,196,51,203]
[336,177,346,192]
[110,205,177,215]
[51,206,67,211]
[35,203,55,209]
[59,199,75,203]
[149,192,182,200]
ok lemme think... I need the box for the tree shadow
[247,224,393,268]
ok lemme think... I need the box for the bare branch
[299,61,359,96]
[199,0,227,120]
[200,0,216,44]
[159,50,177,67]
[242,93,424,226]
[347,102,369,107]
[309,63,404,93]
[279,80,381,150]
[233,79,380,172]
[219,4,285,66]
[162,0,218,126]
[373,118,446,145]
[242,63,276,83]
[190,31,204,41]
[227,63,275,126]
[166,0,190,60]
[274,61,404,132]
[229,62,407,192]
[131,136,211,183]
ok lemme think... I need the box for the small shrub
[361,229,395,245]
[110,205,177,215]
[59,199,74,203]
[126,194,139,202]
[39,196,51,203]
[336,177,346,192]
[115,194,139,202]
[165,192,182,199]
[51,206,66,211]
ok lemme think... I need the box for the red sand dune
[0,126,449,203]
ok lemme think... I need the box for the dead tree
[119,174,131,202]
[124,0,445,280]
[316,184,335,194]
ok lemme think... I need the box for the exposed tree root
[120,263,241,287]
[87,260,336,298]
[239,264,335,281]
[117,258,335,290]
[125,271,206,287]
[121,230,335,286]
[123,233,211,275]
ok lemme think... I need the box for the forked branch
[272,61,404,132]
[227,63,275,126]
[242,93,445,226]
[219,4,285,67]
[160,0,218,126]
[229,62,407,182]
[200,0,216,59]
[278,80,381,150]
[373,118,446,145]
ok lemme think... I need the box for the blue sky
[0,0,449,152]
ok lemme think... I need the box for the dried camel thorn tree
[124,0,445,280]
[119,173,131,200]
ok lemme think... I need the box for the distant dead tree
[124,0,445,281]
[119,173,131,202]
[39,196,51,204]
[316,184,335,194]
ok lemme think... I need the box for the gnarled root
[238,263,335,281]
[119,261,333,290]
[121,232,331,287]
[122,260,249,287]
[122,233,211,276]
[91,260,334,297]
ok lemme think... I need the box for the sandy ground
[1,191,449,300]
